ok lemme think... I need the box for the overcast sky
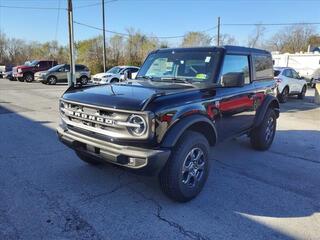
[0,0,319,46]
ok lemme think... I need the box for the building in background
[272,48,320,80]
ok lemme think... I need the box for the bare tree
[213,33,237,46]
[266,24,316,53]
[247,24,266,48]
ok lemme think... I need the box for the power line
[223,22,320,26]
[75,0,118,9]
[74,20,217,39]
[54,0,62,42]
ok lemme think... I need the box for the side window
[291,69,300,79]
[38,61,47,68]
[75,65,84,71]
[253,54,274,80]
[65,65,70,72]
[130,68,139,73]
[220,55,250,85]
[283,69,293,78]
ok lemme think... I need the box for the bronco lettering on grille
[69,110,115,125]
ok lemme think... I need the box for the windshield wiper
[160,77,196,86]
[137,75,153,80]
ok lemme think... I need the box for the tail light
[274,77,282,83]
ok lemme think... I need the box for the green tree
[181,32,212,47]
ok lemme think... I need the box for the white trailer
[272,52,320,80]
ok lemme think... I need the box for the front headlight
[17,68,22,73]
[127,114,147,136]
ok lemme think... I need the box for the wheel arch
[253,95,280,128]
[160,114,217,148]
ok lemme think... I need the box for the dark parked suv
[57,46,279,202]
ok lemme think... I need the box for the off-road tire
[250,108,277,151]
[47,76,57,85]
[159,131,210,202]
[75,151,101,165]
[24,73,34,83]
[297,85,306,99]
[278,86,289,103]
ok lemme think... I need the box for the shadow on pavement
[0,104,319,240]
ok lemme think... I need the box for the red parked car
[12,60,57,82]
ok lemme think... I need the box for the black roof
[155,45,270,55]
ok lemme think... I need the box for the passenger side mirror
[123,71,132,80]
[221,72,245,87]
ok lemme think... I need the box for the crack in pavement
[21,180,104,240]
[79,171,141,205]
[130,189,211,240]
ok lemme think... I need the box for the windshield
[274,70,281,77]
[137,50,218,85]
[107,66,123,74]
[25,60,39,66]
[48,64,64,72]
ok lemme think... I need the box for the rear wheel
[278,86,289,103]
[310,79,316,88]
[297,85,306,99]
[75,151,101,165]
[159,131,210,202]
[250,108,277,151]
[24,73,34,82]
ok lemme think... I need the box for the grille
[60,100,150,139]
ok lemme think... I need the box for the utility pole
[67,0,76,87]
[217,17,221,46]
[102,0,107,72]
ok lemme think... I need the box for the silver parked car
[35,64,91,85]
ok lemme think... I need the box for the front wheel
[47,76,57,85]
[79,76,88,85]
[159,131,210,202]
[24,73,34,82]
[297,85,306,99]
[250,108,277,151]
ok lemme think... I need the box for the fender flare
[160,114,218,148]
[253,95,280,128]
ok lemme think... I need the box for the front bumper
[13,73,23,78]
[34,75,46,82]
[57,125,170,175]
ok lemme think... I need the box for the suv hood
[62,82,195,111]
[14,65,33,70]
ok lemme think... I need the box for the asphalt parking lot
[0,80,319,240]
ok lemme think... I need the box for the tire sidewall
[161,131,210,201]
[48,76,57,85]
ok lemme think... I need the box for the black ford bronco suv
[57,46,279,202]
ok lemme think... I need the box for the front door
[215,54,257,140]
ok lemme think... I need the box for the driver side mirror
[221,72,245,87]
[123,71,132,80]
[300,76,305,80]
